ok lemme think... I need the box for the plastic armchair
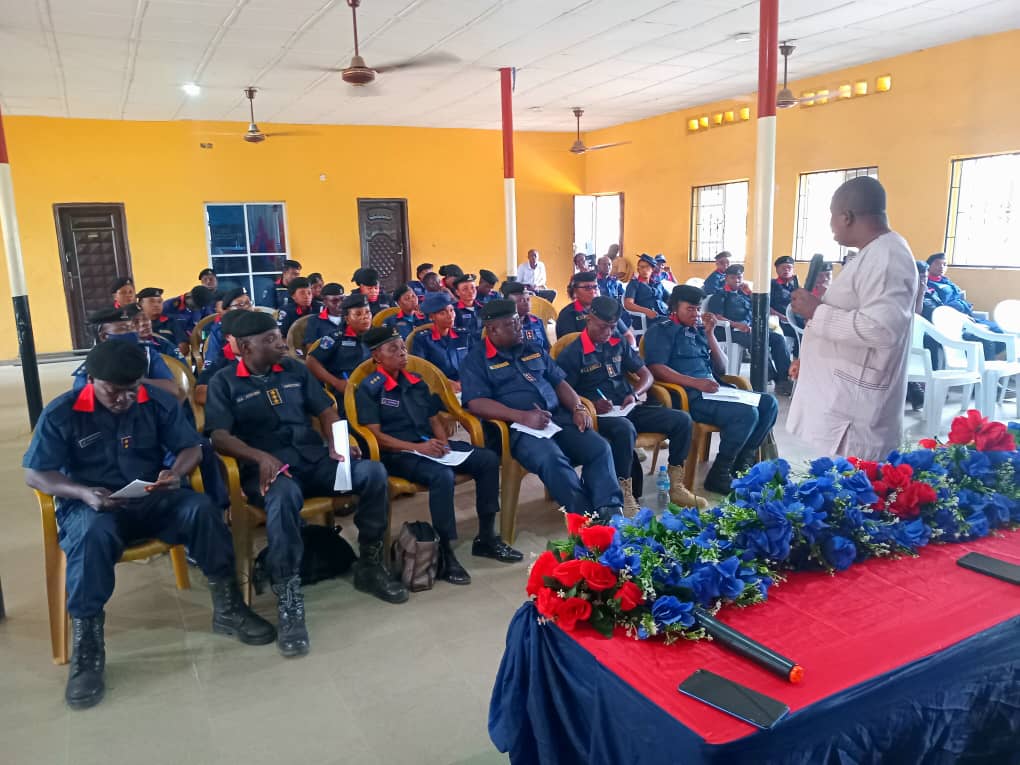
[992,300,1020,335]
[405,322,434,355]
[626,310,648,342]
[189,313,219,369]
[908,316,982,436]
[371,307,399,328]
[285,315,313,358]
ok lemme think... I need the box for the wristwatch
[574,403,587,412]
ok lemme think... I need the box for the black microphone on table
[803,253,826,294]
[694,607,803,684]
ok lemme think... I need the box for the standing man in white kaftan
[787,177,918,460]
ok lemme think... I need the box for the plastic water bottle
[655,465,671,512]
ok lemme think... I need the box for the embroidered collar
[344,325,359,338]
[485,336,499,359]
[236,359,284,377]
[375,365,421,391]
[432,325,457,341]
[580,329,621,354]
[929,275,944,282]
[72,383,149,412]
[572,299,587,313]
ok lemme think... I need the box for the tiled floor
[0,361,997,764]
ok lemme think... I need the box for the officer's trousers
[510,421,622,514]
[687,394,779,461]
[723,328,792,380]
[57,490,234,618]
[243,457,389,583]
[597,404,694,478]
[382,441,499,541]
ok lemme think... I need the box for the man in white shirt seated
[516,250,557,304]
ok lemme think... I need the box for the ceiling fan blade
[372,51,459,74]
[263,130,317,138]
[584,141,631,152]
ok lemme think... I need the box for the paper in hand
[331,420,353,492]
[409,448,473,466]
[109,479,156,499]
[511,422,562,439]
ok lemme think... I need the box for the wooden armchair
[372,307,400,327]
[189,313,219,370]
[286,315,313,359]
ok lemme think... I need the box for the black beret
[481,299,517,321]
[136,287,163,299]
[416,262,434,275]
[282,259,302,270]
[571,271,598,285]
[915,261,929,274]
[86,340,149,384]
[439,264,464,278]
[190,285,216,308]
[89,305,137,325]
[638,254,657,267]
[110,276,134,292]
[321,282,344,297]
[392,284,412,301]
[590,296,622,323]
[724,264,744,275]
[355,268,379,286]
[230,310,278,338]
[220,287,249,308]
[198,268,216,279]
[479,269,498,285]
[342,293,368,311]
[670,284,705,306]
[500,281,526,297]
[219,309,248,337]
[287,277,311,294]
[453,273,476,288]
[714,251,732,261]
[306,272,323,284]
[774,256,795,267]
[363,326,402,350]
[926,252,946,264]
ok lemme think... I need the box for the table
[489,531,1020,764]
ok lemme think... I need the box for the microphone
[694,607,804,684]
[803,253,826,294]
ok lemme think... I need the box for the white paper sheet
[406,448,473,466]
[598,401,638,418]
[511,422,562,439]
[701,388,761,407]
[109,479,156,499]
[331,420,353,492]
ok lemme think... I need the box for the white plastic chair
[685,277,705,288]
[908,316,982,436]
[992,299,1020,334]
[701,297,743,376]
[627,310,648,342]
[785,304,805,345]
[932,306,1020,418]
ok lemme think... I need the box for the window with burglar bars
[205,202,289,301]
[794,166,878,261]
[689,181,749,262]
[944,152,1020,268]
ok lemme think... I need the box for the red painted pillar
[500,67,518,279]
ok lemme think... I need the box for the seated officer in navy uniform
[303,282,345,345]
[453,273,483,342]
[137,287,187,357]
[306,293,373,398]
[703,251,732,296]
[557,297,706,513]
[196,309,247,405]
[24,341,274,709]
[460,299,623,520]
[199,267,218,293]
[382,284,427,339]
[596,255,624,303]
[277,276,316,338]
[556,271,635,344]
[624,254,668,322]
[353,267,394,316]
[206,312,407,657]
[926,252,1005,359]
[706,264,793,396]
[306,272,325,306]
[258,259,302,309]
[769,255,800,356]
[501,281,548,350]
[162,285,217,335]
[202,287,254,377]
[356,327,522,585]
[111,277,135,308]
[412,291,471,392]
[477,269,500,305]
[438,264,464,297]
[408,262,433,300]
[645,285,779,495]
[133,299,186,363]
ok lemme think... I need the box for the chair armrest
[647,384,672,408]
[217,454,249,509]
[578,397,598,431]
[963,318,1017,359]
[654,381,690,411]
[436,388,485,446]
[348,421,382,461]
[972,310,989,321]
[722,375,752,390]
[486,418,512,463]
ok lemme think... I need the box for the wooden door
[357,199,410,296]
[54,204,132,349]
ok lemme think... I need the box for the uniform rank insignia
[319,335,335,350]
[489,361,510,369]
[121,436,132,449]
[267,388,283,406]
[521,353,541,361]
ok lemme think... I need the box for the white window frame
[944,152,1020,268]
[689,180,749,263]
[205,201,290,298]
[793,166,878,261]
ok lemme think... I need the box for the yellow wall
[0,119,582,357]
[584,29,1020,308]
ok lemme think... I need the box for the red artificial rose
[552,559,585,588]
[913,482,937,506]
[613,581,644,612]
[917,438,938,449]
[850,458,880,480]
[527,551,560,597]
[881,463,914,490]
[536,587,563,619]
[579,560,618,591]
[565,513,588,536]
[888,488,922,520]
[975,421,1016,452]
[580,524,616,552]
[555,597,592,631]
[949,409,986,445]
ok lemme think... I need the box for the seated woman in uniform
[355,327,522,586]
[453,273,483,342]
[383,284,428,339]
[306,293,373,397]
[411,291,471,392]
[353,267,394,316]
[476,269,500,305]
[556,271,635,345]
[303,282,345,346]
[624,254,668,322]
[277,276,316,337]
[24,341,274,710]
[136,286,188,358]
[501,281,548,349]
[201,287,254,380]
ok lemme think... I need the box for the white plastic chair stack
[907,316,981,436]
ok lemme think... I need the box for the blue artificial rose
[885,450,904,466]
[987,493,1012,527]
[891,519,932,551]
[714,557,746,600]
[821,535,857,571]
[961,451,995,486]
[651,596,695,628]
[796,479,827,511]
[573,544,589,559]
[832,457,856,473]
[809,457,835,476]
[932,507,962,539]
[1009,497,1020,523]
[659,510,685,532]
[798,504,830,543]
[963,508,990,540]
[840,471,879,506]
[600,538,639,573]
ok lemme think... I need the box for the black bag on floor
[252,524,358,595]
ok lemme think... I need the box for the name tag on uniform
[236,391,260,403]
[489,361,509,369]
[605,364,617,377]
[283,383,300,389]
[341,340,357,347]
[266,388,283,406]
[77,432,102,449]
[381,397,400,407]
[521,353,541,362]
[523,372,536,382]
[581,363,601,374]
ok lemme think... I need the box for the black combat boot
[209,577,276,646]
[590,505,624,524]
[732,448,760,476]
[438,540,471,585]
[271,575,309,658]
[66,613,106,709]
[703,455,736,495]
[354,541,409,603]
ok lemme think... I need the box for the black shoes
[439,542,472,585]
[472,535,524,563]
[210,577,276,646]
[703,456,736,495]
[271,575,309,658]
[66,614,106,710]
[355,541,410,603]
[591,505,623,524]
[774,379,794,397]
[907,382,925,411]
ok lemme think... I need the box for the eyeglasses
[230,300,253,309]
[574,285,598,291]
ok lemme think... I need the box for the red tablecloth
[568,530,1020,744]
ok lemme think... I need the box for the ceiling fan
[228,87,310,142]
[312,0,458,90]
[568,108,630,155]
[775,42,821,109]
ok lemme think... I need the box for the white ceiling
[1,0,1018,131]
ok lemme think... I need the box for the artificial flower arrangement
[527,410,1020,642]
